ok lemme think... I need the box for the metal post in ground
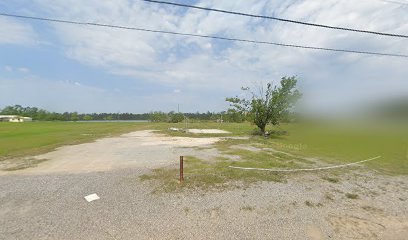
[179,156,184,183]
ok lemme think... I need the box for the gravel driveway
[1,131,407,239]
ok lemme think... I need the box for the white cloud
[17,67,30,73]
[0,18,37,45]
[0,75,228,113]
[4,65,13,72]
[4,65,31,74]
[23,0,408,112]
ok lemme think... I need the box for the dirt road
[2,130,220,175]
[0,130,407,239]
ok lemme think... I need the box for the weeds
[361,205,383,212]
[345,193,359,199]
[322,176,340,183]
[139,156,284,193]
[240,205,255,211]
[3,158,48,171]
[325,193,335,201]
[305,201,314,207]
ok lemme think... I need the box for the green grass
[140,156,284,192]
[345,193,359,199]
[141,120,407,192]
[264,122,408,175]
[1,120,407,180]
[214,138,315,169]
[0,121,244,161]
[201,121,407,175]
[322,176,340,183]
[0,121,158,160]
[240,205,255,211]
[305,200,314,207]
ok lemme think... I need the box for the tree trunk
[259,124,266,136]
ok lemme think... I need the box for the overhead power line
[1,13,407,58]
[142,0,408,39]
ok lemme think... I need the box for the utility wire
[1,12,407,58]
[142,0,408,39]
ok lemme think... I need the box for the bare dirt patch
[0,158,48,171]
[0,130,221,175]
[187,129,231,134]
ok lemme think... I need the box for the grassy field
[139,121,407,191]
[166,121,408,174]
[0,122,156,159]
[264,122,408,175]
[1,121,407,178]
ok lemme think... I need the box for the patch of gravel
[0,167,407,239]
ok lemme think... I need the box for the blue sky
[0,0,407,113]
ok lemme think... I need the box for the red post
[180,156,184,183]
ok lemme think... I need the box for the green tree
[0,105,22,115]
[169,112,184,123]
[224,109,245,123]
[149,111,168,122]
[36,109,48,120]
[226,76,301,135]
[70,112,79,121]
[24,107,38,118]
[83,115,93,121]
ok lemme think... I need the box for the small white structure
[0,115,32,122]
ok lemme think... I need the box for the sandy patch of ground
[328,214,408,239]
[0,130,221,175]
[168,128,231,134]
[187,129,231,134]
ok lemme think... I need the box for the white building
[0,115,32,122]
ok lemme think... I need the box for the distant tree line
[148,110,245,123]
[0,105,246,122]
[0,105,149,121]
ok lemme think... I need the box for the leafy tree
[83,115,93,121]
[169,112,184,123]
[149,111,168,122]
[62,112,71,121]
[36,109,48,120]
[219,110,244,123]
[24,107,38,118]
[70,112,79,121]
[105,115,113,120]
[0,105,22,115]
[226,76,301,135]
